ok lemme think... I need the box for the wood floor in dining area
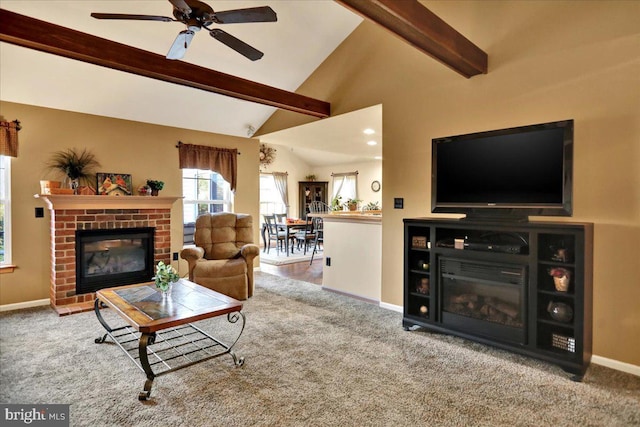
[259,258,323,285]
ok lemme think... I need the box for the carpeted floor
[1,272,639,426]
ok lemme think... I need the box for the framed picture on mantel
[97,172,133,196]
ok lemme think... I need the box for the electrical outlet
[172,252,179,261]
[325,257,331,267]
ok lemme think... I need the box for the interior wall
[259,142,312,219]
[313,161,382,209]
[257,1,640,366]
[0,101,260,305]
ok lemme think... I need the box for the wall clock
[371,180,381,192]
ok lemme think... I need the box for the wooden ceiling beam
[0,8,330,118]
[335,0,487,78]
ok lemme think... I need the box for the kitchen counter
[312,212,382,302]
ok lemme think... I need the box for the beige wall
[257,1,640,365]
[0,101,260,305]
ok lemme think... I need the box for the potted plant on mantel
[46,148,100,194]
[146,180,164,196]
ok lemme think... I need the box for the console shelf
[403,218,593,380]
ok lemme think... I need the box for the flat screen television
[432,119,573,222]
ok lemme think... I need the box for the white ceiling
[259,104,382,167]
[0,0,363,140]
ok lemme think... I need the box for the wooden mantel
[35,194,181,210]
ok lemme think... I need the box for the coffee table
[93,279,245,400]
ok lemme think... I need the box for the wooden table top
[96,279,242,333]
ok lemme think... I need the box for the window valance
[178,142,237,191]
[0,120,21,157]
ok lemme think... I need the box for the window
[260,174,287,217]
[182,169,233,244]
[0,155,11,265]
[331,172,358,206]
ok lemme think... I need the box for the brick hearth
[38,195,180,315]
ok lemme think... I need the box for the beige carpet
[1,272,639,426]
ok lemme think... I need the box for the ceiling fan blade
[166,30,195,60]
[168,0,192,15]
[209,29,264,61]
[91,13,174,22]
[213,6,277,24]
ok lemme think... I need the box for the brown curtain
[178,142,238,191]
[0,120,20,157]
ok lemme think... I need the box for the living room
[1,1,638,424]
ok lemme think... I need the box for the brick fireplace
[38,195,180,315]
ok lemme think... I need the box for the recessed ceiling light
[374,156,382,160]
[363,128,375,135]
[367,140,377,146]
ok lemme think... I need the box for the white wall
[261,142,382,216]
[313,160,382,209]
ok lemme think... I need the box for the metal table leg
[94,298,246,401]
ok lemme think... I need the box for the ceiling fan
[90,0,277,61]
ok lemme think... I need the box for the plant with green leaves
[154,261,179,292]
[330,195,342,211]
[46,147,100,187]
[146,180,164,191]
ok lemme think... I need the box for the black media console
[403,218,593,380]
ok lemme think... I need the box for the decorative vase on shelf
[547,301,574,323]
[549,267,571,292]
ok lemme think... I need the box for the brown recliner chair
[180,212,260,300]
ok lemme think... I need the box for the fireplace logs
[445,294,522,328]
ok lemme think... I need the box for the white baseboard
[592,355,640,377]
[379,301,402,313]
[0,299,50,312]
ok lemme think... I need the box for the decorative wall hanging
[259,143,276,167]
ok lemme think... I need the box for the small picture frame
[97,172,133,196]
[412,236,427,249]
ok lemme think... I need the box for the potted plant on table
[146,179,164,196]
[46,148,100,194]
[154,261,179,297]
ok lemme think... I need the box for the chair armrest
[240,244,260,261]
[180,246,205,262]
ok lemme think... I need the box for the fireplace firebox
[440,258,526,345]
[76,227,155,294]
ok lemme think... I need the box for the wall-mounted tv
[432,119,573,222]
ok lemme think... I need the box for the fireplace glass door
[439,258,527,345]
[76,227,154,294]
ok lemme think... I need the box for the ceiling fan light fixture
[166,29,195,59]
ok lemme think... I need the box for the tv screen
[432,120,573,221]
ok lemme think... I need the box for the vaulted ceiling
[0,1,363,138]
[0,0,486,166]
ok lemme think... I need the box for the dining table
[261,219,308,256]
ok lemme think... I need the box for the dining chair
[308,201,330,213]
[310,217,323,264]
[294,215,316,255]
[263,214,288,255]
